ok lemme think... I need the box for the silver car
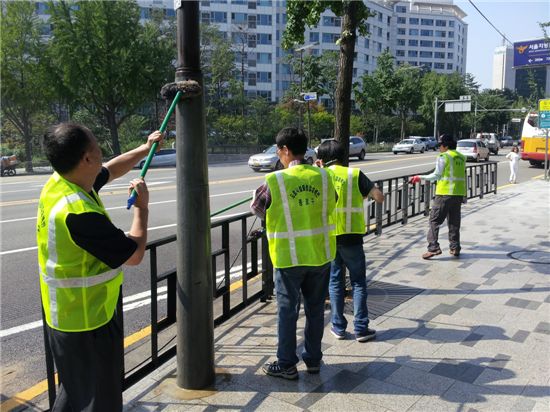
[135,149,176,168]
[248,144,317,172]
[392,138,426,154]
[314,136,368,160]
[456,139,490,162]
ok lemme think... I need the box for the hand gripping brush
[127,80,202,209]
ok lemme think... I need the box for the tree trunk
[22,115,33,173]
[333,1,360,166]
[400,112,406,139]
[105,110,121,155]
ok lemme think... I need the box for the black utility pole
[175,1,215,389]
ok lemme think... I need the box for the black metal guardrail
[43,161,497,408]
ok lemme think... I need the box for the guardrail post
[402,178,409,225]
[479,165,484,199]
[493,162,498,194]
[375,180,383,235]
[261,221,273,301]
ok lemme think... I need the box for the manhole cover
[508,250,550,265]
[331,281,424,320]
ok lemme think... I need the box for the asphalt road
[0,149,543,400]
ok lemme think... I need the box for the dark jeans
[46,313,123,412]
[275,263,330,369]
[329,243,370,335]
[427,195,462,252]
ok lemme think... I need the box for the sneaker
[422,249,442,260]
[450,248,461,257]
[262,361,298,380]
[330,327,345,340]
[355,328,377,342]
[306,364,321,374]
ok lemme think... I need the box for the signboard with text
[513,39,550,68]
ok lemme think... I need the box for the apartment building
[34,0,468,103]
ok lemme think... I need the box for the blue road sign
[514,39,550,68]
[540,111,550,129]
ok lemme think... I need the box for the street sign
[539,99,550,111]
[513,39,550,68]
[301,92,317,101]
[511,118,522,123]
[539,111,550,129]
[445,101,471,112]
[459,95,471,101]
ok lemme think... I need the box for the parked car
[392,138,426,154]
[417,136,437,151]
[456,139,490,162]
[475,132,499,155]
[248,144,317,172]
[314,136,368,160]
[135,149,176,168]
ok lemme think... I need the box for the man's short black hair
[275,127,307,156]
[44,123,94,174]
[317,139,346,165]
[438,134,457,150]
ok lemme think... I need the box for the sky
[455,0,550,90]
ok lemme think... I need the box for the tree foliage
[46,0,174,155]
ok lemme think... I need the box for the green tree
[0,1,50,171]
[394,64,422,139]
[46,0,174,155]
[283,0,374,163]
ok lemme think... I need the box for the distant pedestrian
[251,127,336,379]
[506,146,520,184]
[316,140,383,342]
[410,134,466,259]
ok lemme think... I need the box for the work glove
[409,175,421,185]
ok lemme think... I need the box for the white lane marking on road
[0,262,260,338]
[0,246,38,256]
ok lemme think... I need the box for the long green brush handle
[210,196,253,217]
[127,91,182,209]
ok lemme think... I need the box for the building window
[248,72,256,86]
[309,32,319,42]
[353,68,357,77]
[247,14,256,28]
[420,30,433,36]
[448,41,454,48]
[396,5,407,13]
[397,17,406,24]
[232,12,247,24]
[257,71,271,82]
[378,13,383,22]
[409,17,419,25]
[365,54,369,63]
[387,16,391,26]
[421,19,433,26]
[396,50,405,57]
[434,52,445,59]
[322,32,339,43]
[409,39,418,46]
[397,39,405,46]
[435,41,446,48]
[211,11,227,23]
[257,0,272,6]
[257,33,271,45]
[447,52,454,59]
[377,27,383,37]
[449,20,455,27]
[248,34,257,47]
[201,12,211,24]
[435,30,446,38]
[419,51,432,58]
[448,31,455,38]
[409,28,418,36]
[434,62,445,69]
[257,14,272,25]
[398,28,406,35]
[408,50,418,57]
[258,90,271,100]
[257,52,272,64]
[422,62,432,69]
[233,0,247,4]
[436,19,446,27]
[447,63,453,70]
[420,40,433,47]
[248,1,257,8]
[409,61,418,66]
[377,42,382,52]
[365,38,370,48]
[323,16,341,27]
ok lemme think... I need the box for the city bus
[520,112,549,167]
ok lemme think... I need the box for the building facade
[492,45,515,90]
[35,0,469,103]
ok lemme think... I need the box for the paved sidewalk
[123,179,550,412]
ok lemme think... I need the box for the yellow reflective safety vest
[329,165,365,235]
[436,150,467,196]
[37,173,123,332]
[265,165,336,268]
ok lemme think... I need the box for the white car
[314,136,368,160]
[135,149,176,168]
[248,144,317,172]
[456,139,490,162]
[392,138,426,154]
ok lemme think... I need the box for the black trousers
[427,195,462,252]
[47,313,123,412]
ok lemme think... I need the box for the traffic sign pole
[539,99,550,181]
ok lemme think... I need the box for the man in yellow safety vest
[316,139,383,342]
[251,127,336,379]
[37,123,162,410]
[410,134,466,259]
